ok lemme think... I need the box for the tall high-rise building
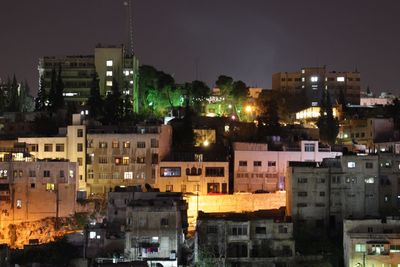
[38,45,139,111]
[272,66,361,108]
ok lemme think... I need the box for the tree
[188,80,210,113]
[215,75,233,96]
[55,64,65,109]
[87,73,103,119]
[103,78,123,124]
[47,67,58,111]
[7,74,19,112]
[35,76,48,111]
[317,90,339,144]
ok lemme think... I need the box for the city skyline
[1,0,400,94]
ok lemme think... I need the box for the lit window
[311,102,318,106]
[124,70,130,76]
[106,60,113,67]
[337,76,345,82]
[106,71,113,77]
[124,172,133,179]
[16,200,22,208]
[355,244,366,252]
[106,81,113,87]
[301,77,305,82]
[348,162,356,168]
[301,69,305,74]
[130,80,134,84]
[310,76,318,82]
[365,177,375,184]
[46,183,55,191]
[89,231,96,239]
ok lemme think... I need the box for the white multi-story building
[286,155,380,229]
[18,114,86,192]
[233,141,341,192]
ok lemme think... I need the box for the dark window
[207,226,218,234]
[255,227,266,234]
[253,161,262,167]
[366,162,373,169]
[161,218,169,226]
[77,129,83,137]
[227,243,248,258]
[43,170,50,177]
[55,144,64,152]
[239,161,247,166]
[205,167,224,177]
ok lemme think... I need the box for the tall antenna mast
[124,0,134,56]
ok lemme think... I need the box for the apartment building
[124,192,188,267]
[344,219,400,267]
[286,155,380,229]
[272,67,360,107]
[18,114,86,192]
[155,150,229,195]
[0,159,77,227]
[38,45,139,111]
[86,124,172,195]
[195,208,294,267]
[233,141,341,192]
[338,117,394,149]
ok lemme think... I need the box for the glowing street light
[245,105,253,113]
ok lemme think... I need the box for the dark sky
[1,0,400,95]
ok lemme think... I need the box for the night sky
[1,0,400,95]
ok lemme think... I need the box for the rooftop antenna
[124,0,134,56]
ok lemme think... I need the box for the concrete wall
[185,192,286,230]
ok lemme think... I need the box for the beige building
[18,114,87,192]
[155,151,229,196]
[344,219,400,267]
[272,66,361,107]
[86,124,172,195]
[233,141,341,192]
[38,45,139,111]
[0,159,77,227]
[338,117,394,149]
[195,209,294,267]
[286,155,380,229]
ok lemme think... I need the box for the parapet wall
[185,192,286,230]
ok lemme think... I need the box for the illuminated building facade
[344,219,400,267]
[124,192,188,267]
[0,160,77,227]
[38,45,139,111]
[286,155,380,228]
[233,141,341,192]
[195,209,294,266]
[18,114,87,193]
[155,160,229,196]
[86,124,172,195]
[272,66,361,107]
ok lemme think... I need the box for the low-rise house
[195,208,294,267]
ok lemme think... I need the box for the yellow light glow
[203,140,209,147]
[245,105,252,113]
